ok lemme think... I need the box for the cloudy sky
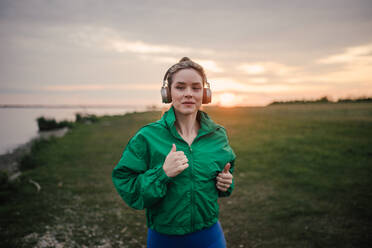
[0,0,371,106]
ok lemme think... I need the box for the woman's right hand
[163,144,189,177]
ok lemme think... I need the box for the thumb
[223,163,231,173]
[170,143,177,153]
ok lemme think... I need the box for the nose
[184,87,193,98]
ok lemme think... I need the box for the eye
[175,86,185,90]
[193,87,202,90]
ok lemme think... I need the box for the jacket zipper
[171,127,218,232]
[189,144,194,232]
[176,136,195,232]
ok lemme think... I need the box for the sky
[0,0,371,107]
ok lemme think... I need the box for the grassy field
[1,103,372,247]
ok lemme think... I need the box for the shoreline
[0,127,69,178]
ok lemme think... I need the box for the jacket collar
[161,105,219,140]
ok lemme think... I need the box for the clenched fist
[216,163,233,192]
[163,144,189,177]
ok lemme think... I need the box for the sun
[218,93,236,107]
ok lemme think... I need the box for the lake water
[0,106,148,155]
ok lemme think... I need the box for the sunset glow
[218,93,237,107]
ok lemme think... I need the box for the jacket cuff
[156,165,171,184]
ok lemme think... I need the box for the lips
[182,102,195,104]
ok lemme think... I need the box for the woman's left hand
[216,163,233,192]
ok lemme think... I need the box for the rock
[9,171,22,181]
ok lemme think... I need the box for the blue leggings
[147,221,226,248]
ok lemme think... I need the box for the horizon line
[0,103,267,109]
[0,104,151,109]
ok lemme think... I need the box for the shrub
[0,171,8,189]
[36,117,74,131]
[75,113,99,123]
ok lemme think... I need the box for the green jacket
[112,106,236,235]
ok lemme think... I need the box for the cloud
[249,77,268,84]
[237,64,266,74]
[142,56,179,64]
[42,83,159,92]
[138,56,224,73]
[108,39,189,54]
[209,77,321,93]
[315,43,372,83]
[68,25,215,57]
[318,43,372,64]
[197,60,224,73]
[66,25,224,73]
[234,43,372,87]
[237,62,297,76]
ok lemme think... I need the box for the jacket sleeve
[218,128,237,198]
[112,132,170,210]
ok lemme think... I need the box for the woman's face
[170,68,203,116]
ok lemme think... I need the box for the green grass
[1,104,372,247]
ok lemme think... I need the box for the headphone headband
[162,67,172,87]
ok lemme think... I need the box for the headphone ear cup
[167,87,172,103]
[161,86,172,103]
[202,87,212,104]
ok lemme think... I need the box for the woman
[112,57,236,248]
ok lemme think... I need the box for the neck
[173,108,200,136]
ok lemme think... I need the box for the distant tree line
[337,97,372,103]
[269,96,372,105]
[37,113,99,131]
